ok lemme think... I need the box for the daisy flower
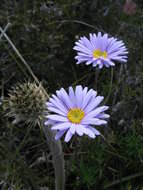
[45,85,110,142]
[73,32,128,69]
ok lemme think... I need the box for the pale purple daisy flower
[73,32,128,69]
[45,85,110,142]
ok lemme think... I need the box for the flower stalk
[42,125,65,190]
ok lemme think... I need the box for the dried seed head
[7,82,47,126]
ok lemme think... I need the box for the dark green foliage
[1,0,143,189]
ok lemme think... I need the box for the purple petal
[48,106,67,116]
[55,130,67,140]
[70,124,76,134]
[47,115,68,122]
[85,106,109,118]
[49,96,68,113]
[75,124,84,136]
[69,86,76,106]
[83,127,95,138]
[82,118,107,125]
[56,88,73,109]
[84,96,104,113]
[96,113,110,119]
[64,130,73,142]
[44,119,55,126]
[75,85,83,107]
[87,126,100,135]
[82,89,97,109]
[82,36,94,51]
[51,122,70,130]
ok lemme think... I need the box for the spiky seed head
[7,82,47,126]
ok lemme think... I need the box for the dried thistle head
[7,82,47,126]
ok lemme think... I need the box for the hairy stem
[42,125,65,190]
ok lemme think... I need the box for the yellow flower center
[67,108,85,124]
[93,49,107,59]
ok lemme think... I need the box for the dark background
[0,0,143,189]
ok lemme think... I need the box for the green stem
[103,172,143,189]
[112,65,123,106]
[104,68,113,104]
[94,67,100,90]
